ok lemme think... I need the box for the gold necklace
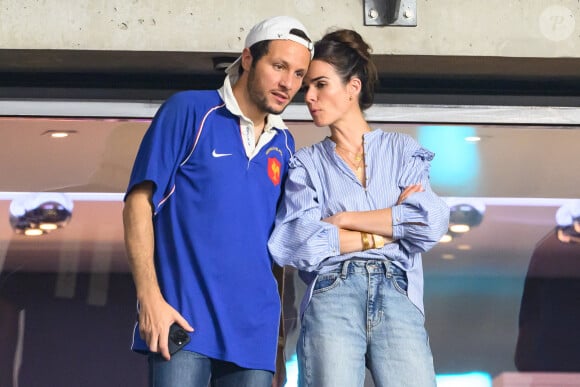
[335,144,364,162]
[336,147,364,169]
[335,146,366,184]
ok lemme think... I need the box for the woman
[268,29,449,387]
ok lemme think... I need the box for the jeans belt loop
[340,260,350,279]
[382,260,392,279]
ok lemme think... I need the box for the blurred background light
[436,371,492,387]
[418,126,481,195]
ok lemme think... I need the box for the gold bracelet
[372,234,385,248]
[361,232,372,250]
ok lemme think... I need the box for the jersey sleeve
[125,92,198,213]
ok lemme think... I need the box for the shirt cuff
[392,204,406,240]
[327,225,341,256]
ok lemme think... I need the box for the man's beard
[246,67,288,115]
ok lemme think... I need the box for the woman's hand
[397,184,424,205]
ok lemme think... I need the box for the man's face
[246,40,311,115]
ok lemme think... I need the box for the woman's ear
[348,77,362,97]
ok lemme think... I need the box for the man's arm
[123,181,193,360]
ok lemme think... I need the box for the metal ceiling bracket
[364,0,417,26]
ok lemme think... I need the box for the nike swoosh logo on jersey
[212,149,233,158]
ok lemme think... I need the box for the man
[515,200,580,372]
[123,16,312,387]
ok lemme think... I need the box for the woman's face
[303,59,353,127]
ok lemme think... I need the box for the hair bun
[314,28,378,110]
[323,29,372,62]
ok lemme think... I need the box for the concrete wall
[0,0,578,57]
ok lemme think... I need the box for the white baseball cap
[556,199,580,227]
[225,16,313,76]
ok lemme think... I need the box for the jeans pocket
[313,272,341,294]
[391,271,408,295]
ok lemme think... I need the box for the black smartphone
[168,323,191,355]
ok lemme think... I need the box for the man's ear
[240,47,253,73]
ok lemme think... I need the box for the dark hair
[313,29,378,110]
[239,28,312,75]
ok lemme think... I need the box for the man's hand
[138,294,194,360]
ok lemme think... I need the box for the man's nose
[279,72,294,90]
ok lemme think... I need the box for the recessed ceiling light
[440,234,453,243]
[24,228,44,236]
[42,130,77,138]
[457,244,472,251]
[465,136,481,142]
[39,223,59,231]
[449,224,470,233]
[442,253,455,260]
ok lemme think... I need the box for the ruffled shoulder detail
[411,147,435,162]
[288,154,300,168]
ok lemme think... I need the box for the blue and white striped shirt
[268,129,450,314]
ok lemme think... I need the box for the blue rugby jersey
[126,89,295,372]
[268,129,449,315]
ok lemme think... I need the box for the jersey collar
[218,75,287,133]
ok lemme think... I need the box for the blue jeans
[298,260,436,387]
[148,351,273,387]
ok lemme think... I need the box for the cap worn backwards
[556,199,580,227]
[225,16,313,76]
